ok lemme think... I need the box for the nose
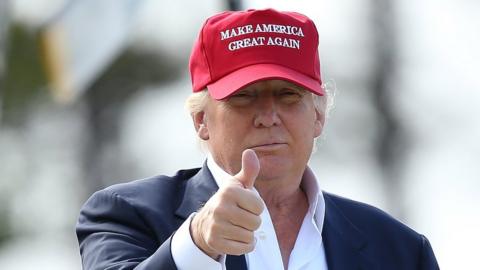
[253,95,281,127]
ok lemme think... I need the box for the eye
[227,91,256,106]
[277,88,304,103]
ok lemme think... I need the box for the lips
[250,142,287,151]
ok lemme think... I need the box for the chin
[257,156,290,178]
[257,170,283,182]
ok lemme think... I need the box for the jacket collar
[322,192,377,270]
[175,162,218,219]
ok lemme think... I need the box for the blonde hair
[185,90,210,116]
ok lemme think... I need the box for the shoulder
[78,167,203,238]
[106,168,200,200]
[91,167,201,209]
[323,192,421,242]
[80,168,202,223]
[323,192,438,269]
[323,192,439,268]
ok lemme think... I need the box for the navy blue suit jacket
[76,164,439,269]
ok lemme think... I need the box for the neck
[255,173,305,212]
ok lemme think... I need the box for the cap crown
[190,9,321,95]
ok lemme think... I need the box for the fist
[191,149,265,258]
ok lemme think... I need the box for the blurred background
[0,0,479,269]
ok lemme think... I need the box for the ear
[193,111,209,140]
[313,107,325,138]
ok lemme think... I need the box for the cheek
[211,114,250,146]
[288,106,321,138]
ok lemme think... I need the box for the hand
[190,149,264,259]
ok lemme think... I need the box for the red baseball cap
[189,8,324,100]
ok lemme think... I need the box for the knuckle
[238,230,250,242]
[217,186,239,203]
[211,204,227,218]
[205,232,218,248]
[250,216,262,230]
[222,184,238,195]
[253,199,264,214]
[246,242,255,253]
[217,189,229,200]
[215,191,229,203]
[209,222,221,234]
[205,237,216,249]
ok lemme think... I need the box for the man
[76,9,439,270]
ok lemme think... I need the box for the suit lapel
[174,162,248,270]
[322,193,378,270]
[175,162,219,219]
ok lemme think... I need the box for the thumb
[234,149,260,189]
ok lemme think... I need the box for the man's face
[196,79,325,181]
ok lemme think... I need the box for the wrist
[190,213,222,260]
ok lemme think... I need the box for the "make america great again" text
[220,24,305,51]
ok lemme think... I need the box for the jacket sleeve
[76,189,177,270]
[419,235,440,270]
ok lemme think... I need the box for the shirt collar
[206,153,325,232]
[301,166,325,234]
[207,153,234,189]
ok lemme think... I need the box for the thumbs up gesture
[191,149,265,259]
[235,149,260,189]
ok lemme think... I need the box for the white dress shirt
[171,156,329,270]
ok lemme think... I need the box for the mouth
[250,142,287,151]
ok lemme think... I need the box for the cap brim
[206,63,324,100]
